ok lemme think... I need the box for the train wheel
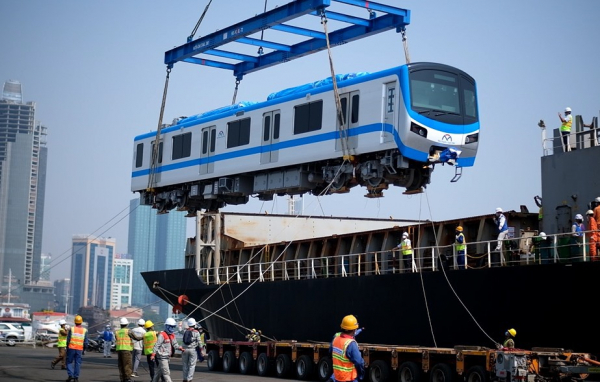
[296,354,315,380]
[430,363,454,382]
[222,350,237,373]
[275,354,293,378]
[399,361,423,382]
[207,349,222,371]
[466,366,488,382]
[257,353,273,377]
[369,360,390,382]
[239,351,254,375]
[317,356,333,382]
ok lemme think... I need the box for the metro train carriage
[131,62,479,215]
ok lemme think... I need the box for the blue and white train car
[131,62,479,214]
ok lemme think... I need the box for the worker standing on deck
[51,319,68,370]
[593,197,600,225]
[502,328,517,348]
[181,318,201,382]
[330,315,365,382]
[130,318,146,378]
[570,214,585,262]
[558,107,573,152]
[586,210,598,260]
[65,315,88,382]
[455,226,466,269]
[398,232,413,272]
[493,208,509,266]
[151,317,183,382]
[115,317,133,382]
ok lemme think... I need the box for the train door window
[263,115,271,142]
[294,100,323,134]
[227,117,251,148]
[150,140,163,164]
[273,113,280,139]
[351,94,360,123]
[202,130,208,154]
[172,132,191,160]
[210,128,216,152]
[340,97,348,125]
[135,143,143,168]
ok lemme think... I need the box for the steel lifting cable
[187,0,213,42]
[401,27,411,64]
[320,11,352,161]
[147,67,171,192]
[231,79,241,105]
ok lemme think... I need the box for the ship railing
[542,115,598,156]
[205,230,598,285]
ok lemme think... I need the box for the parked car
[0,322,26,346]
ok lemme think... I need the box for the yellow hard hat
[144,320,154,329]
[456,226,463,232]
[507,328,516,337]
[340,315,359,330]
[74,315,83,324]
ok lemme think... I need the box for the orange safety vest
[116,328,133,351]
[143,330,157,355]
[332,334,358,382]
[68,326,86,350]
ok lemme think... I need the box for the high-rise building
[40,252,52,281]
[128,198,186,315]
[111,253,133,309]
[69,236,115,313]
[53,278,71,313]
[0,80,48,293]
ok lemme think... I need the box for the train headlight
[465,133,479,144]
[410,122,427,138]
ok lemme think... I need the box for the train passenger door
[149,139,163,183]
[383,81,396,143]
[260,111,280,164]
[335,91,359,152]
[200,125,216,175]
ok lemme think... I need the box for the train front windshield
[408,65,478,126]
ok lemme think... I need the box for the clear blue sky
[1,0,599,281]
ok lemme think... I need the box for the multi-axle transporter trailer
[205,339,600,382]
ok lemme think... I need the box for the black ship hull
[142,261,598,355]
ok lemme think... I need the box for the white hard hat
[58,319,66,325]
[565,107,572,113]
[587,210,594,216]
[539,232,547,239]
[596,197,600,203]
[495,207,503,213]
[187,318,196,327]
[575,214,583,220]
[402,232,408,237]
[165,317,176,326]
[120,317,129,325]
[137,319,146,326]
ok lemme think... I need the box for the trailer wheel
[239,351,255,375]
[317,356,333,382]
[207,349,222,371]
[430,363,454,382]
[466,366,488,382]
[399,361,423,382]
[369,360,390,382]
[222,350,237,373]
[296,354,315,380]
[257,353,273,377]
[276,353,293,378]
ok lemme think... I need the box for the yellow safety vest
[57,328,68,348]
[68,326,86,350]
[199,332,206,347]
[455,233,466,251]
[143,330,157,355]
[115,328,133,351]
[401,239,413,256]
[332,335,358,382]
[560,115,572,132]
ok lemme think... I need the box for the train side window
[462,77,478,120]
[135,143,143,168]
[351,94,359,123]
[150,140,163,164]
[172,132,192,160]
[227,117,251,148]
[273,113,280,139]
[294,100,322,134]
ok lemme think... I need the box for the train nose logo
[441,134,452,142]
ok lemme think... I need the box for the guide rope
[147,66,171,193]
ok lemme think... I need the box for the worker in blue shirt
[329,315,365,382]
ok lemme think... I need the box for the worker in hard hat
[246,328,261,342]
[586,210,598,260]
[65,315,88,382]
[570,214,585,262]
[101,324,114,358]
[533,232,553,264]
[558,107,573,152]
[455,226,466,269]
[397,232,413,272]
[181,318,202,382]
[330,315,365,382]
[130,318,146,378]
[115,317,133,382]
[493,208,509,266]
[151,317,184,382]
[502,328,517,348]
[142,320,159,382]
[593,197,600,229]
[51,319,69,370]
